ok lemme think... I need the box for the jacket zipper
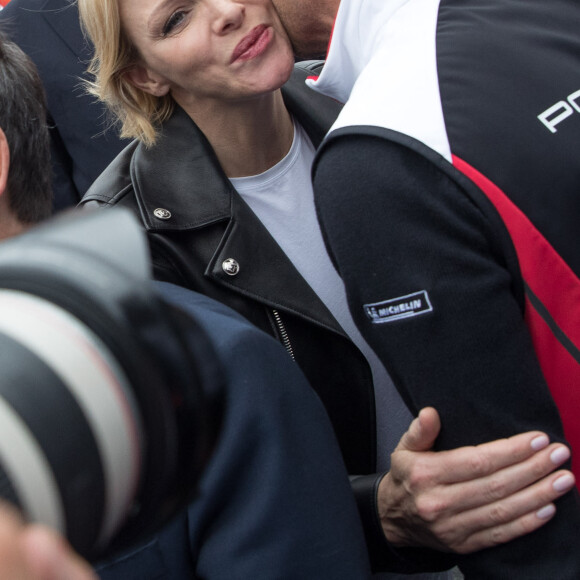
[272,309,295,361]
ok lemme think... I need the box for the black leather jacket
[80,65,376,476]
[80,64,457,574]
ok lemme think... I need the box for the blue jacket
[96,283,372,579]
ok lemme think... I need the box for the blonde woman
[78,0,575,576]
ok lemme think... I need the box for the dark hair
[0,31,52,223]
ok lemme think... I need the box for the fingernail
[553,473,575,492]
[550,446,571,465]
[536,504,555,519]
[531,435,549,450]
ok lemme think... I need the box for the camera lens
[0,209,220,559]
[0,289,143,553]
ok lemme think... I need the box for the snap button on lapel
[153,208,172,220]
[222,258,240,276]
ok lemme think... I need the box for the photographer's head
[0,31,51,237]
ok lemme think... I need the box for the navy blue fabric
[96,283,372,579]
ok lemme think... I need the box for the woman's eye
[162,10,186,35]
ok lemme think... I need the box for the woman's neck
[184,89,294,178]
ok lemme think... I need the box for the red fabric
[453,154,580,483]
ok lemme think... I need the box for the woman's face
[120,0,295,110]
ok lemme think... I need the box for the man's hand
[379,407,575,553]
[0,502,97,580]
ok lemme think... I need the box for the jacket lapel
[208,193,343,333]
[131,80,344,333]
[132,107,231,231]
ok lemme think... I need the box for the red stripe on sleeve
[452,155,580,345]
[453,154,580,482]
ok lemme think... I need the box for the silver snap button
[153,208,172,220]
[222,258,240,276]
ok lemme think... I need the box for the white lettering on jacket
[364,290,433,324]
[538,89,580,133]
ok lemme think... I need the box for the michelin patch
[364,290,433,324]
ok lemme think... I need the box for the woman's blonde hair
[77,0,173,146]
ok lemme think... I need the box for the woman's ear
[0,129,10,199]
[124,64,171,97]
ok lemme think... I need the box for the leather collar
[129,65,342,233]
[84,65,346,333]
[132,106,232,232]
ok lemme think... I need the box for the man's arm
[313,131,580,577]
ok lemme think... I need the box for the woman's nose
[210,0,245,35]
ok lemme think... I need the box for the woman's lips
[231,24,273,63]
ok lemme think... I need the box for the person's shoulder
[80,140,140,207]
[283,60,343,148]
[155,282,277,354]
[0,0,56,30]
[292,59,325,77]
[155,282,246,323]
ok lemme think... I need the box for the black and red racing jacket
[311,0,580,577]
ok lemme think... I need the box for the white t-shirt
[230,121,413,470]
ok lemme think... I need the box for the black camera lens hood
[0,208,216,558]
